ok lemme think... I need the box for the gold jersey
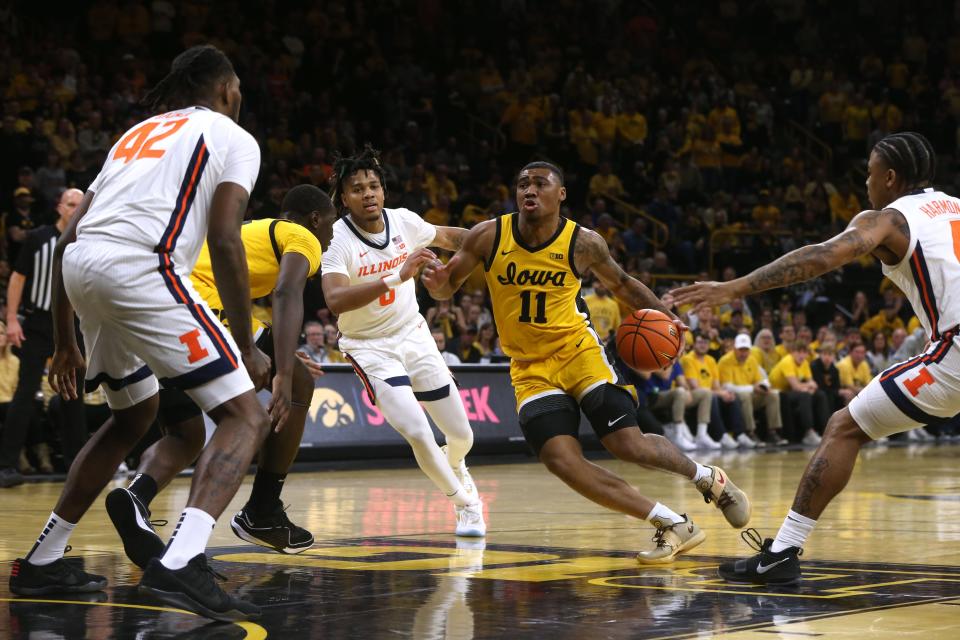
[484,213,588,361]
[191,218,322,317]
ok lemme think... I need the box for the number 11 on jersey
[519,290,547,323]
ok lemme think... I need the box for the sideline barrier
[260,364,596,458]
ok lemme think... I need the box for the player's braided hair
[282,184,334,223]
[871,132,937,191]
[329,144,386,216]
[141,45,236,111]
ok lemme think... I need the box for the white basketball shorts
[63,241,253,411]
[339,316,454,403]
[849,330,960,439]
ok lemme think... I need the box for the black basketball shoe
[139,554,260,622]
[230,504,314,554]
[9,556,108,595]
[105,487,166,569]
[717,529,802,586]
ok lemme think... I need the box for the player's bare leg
[537,435,704,564]
[718,407,872,586]
[229,359,317,552]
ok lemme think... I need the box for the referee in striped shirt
[0,189,86,488]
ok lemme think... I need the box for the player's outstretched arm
[431,226,467,252]
[574,227,675,318]
[421,220,496,300]
[668,208,904,311]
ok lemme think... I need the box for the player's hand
[399,248,438,281]
[667,281,736,313]
[49,344,85,401]
[420,257,451,292]
[267,373,292,432]
[295,351,324,379]
[242,346,272,391]
[6,317,25,348]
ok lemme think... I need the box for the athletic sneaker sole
[229,518,314,554]
[138,584,260,622]
[10,578,108,596]
[636,529,707,565]
[454,527,486,537]
[717,568,801,587]
[105,488,165,569]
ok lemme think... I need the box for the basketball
[616,309,683,372]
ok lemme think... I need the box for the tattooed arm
[575,227,675,317]
[669,208,909,310]
[431,226,468,252]
[421,220,497,300]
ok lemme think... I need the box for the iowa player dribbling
[422,162,751,562]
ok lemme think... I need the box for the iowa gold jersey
[484,213,588,361]
[191,218,322,314]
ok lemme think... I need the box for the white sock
[770,509,817,552]
[26,512,76,566]
[646,502,684,526]
[697,423,710,438]
[690,463,712,484]
[161,507,216,570]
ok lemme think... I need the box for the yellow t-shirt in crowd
[0,351,20,403]
[837,356,873,388]
[583,294,622,340]
[718,351,763,386]
[681,352,719,389]
[751,346,781,375]
[769,354,813,391]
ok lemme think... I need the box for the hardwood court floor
[1,443,959,638]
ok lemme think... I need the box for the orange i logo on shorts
[179,328,210,364]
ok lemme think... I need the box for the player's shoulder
[203,112,258,150]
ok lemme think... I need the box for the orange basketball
[616,309,683,372]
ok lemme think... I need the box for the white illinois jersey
[79,106,260,273]
[882,188,960,341]
[321,207,436,339]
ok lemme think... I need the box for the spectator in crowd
[860,298,905,340]
[0,323,21,468]
[865,331,893,374]
[751,328,781,376]
[680,333,729,449]
[768,342,830,446]
[583,279,621,340]
[432,331,461,366]
[323,323,348,363]
[810,343,844,412]
[836,342,872,401]
[426,298,468,342]
[718,333,777,447]
[297,321,326,366]
[4,187,36,263]
[643,360,697,452]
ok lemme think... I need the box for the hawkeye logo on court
[496,261,566,287]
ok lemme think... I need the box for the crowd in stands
[2,1,959,473]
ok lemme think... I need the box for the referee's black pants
[0,313,85,471]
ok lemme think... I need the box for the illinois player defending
[8,46,271,621]
[669,132,953,585]
[422,161,750,563]
[104,185,335,569]
[321,146,484,537]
